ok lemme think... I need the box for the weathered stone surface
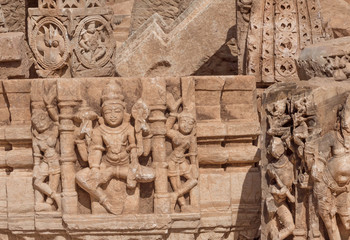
[130,0,193,33]
[0,33,31,79]
[319,0,350,38]
[115,0,236,77]
[298,36,350,81]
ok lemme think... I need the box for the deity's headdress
[101,80,126,108]
[178,109,195,121]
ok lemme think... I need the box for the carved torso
[93,122,134,165]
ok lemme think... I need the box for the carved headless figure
[312,97,350,240]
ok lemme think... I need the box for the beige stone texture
[0,33,31,79]
[115,0,236,77]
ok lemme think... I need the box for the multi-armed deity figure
[166,94,198,212]
[266,137,295,240]
[75,80,155,214]
[31,86,61,212]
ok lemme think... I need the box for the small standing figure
[292,96,310,157]
[267,99,292,139]
[166,94,198,212]
[75,80,155,215]
[31,87,61,212]
[266,137,295,240]
[79,21,106,64]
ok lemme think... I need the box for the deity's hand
[166,92,182,113]
[43,85,57,107]
[191,164,199,179]
[33,164,41,180]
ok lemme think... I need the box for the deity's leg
[277,202,295,240]
[34,163,53,198]
[179,173,198,198]
[46,173,61,210]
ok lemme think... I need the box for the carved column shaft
[150,107,171,214]
[58,101,78,214]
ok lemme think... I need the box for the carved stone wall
[262,79,350,239]
[0,76,260,239]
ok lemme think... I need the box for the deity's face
[273,100,286,116]
[179,116,195,135]
[103,104,124,128]
[87,22,96,34]
[32,111,51,133]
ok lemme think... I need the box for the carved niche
[29,77,202,217]
[28,0,116,78]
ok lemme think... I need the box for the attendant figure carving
[311,95,350,240]
[166,94,198,212]
[266,137,295,240]
[32,86,61,212]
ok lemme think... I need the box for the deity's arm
[166,114,177,139]
[87,128,104,168]
[79,34,89,51]
[32,138,42,166]
[46,104,59,123]
[127,126,138,165]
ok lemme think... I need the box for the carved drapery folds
[28,0,116,78]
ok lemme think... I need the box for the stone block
[7,171,34,231]
[0,33,31,79]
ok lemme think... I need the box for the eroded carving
[30,17,69,73]
[74,16,114,69]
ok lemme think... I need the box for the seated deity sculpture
[75,80,155,214]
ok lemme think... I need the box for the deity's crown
[101,80,126,108]
[178,109,195,121]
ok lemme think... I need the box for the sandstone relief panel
[28,0,116,78]
[0,76,260,239]
[263,79,350,239]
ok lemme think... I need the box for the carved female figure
[166,105,198,212]
[32,93,61,212]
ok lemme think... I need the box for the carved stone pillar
[57,79,81,214]
[141,78,170,214]
[150,106,169,214]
